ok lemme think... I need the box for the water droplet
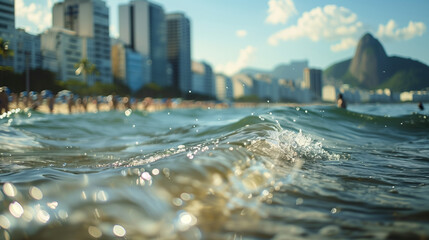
[141,172,152,181]
[177,211,197,231]
[36,210,50,223]
[3,183,17,197]
[88,226,102,238]
[152,169,160,175]
[0,215,11,229]
[9,201,24,218]
[172,198,183,206]
[180,193,192,201]
[97,191,108,202]
[47,201,58,209]
[113,225,126,237]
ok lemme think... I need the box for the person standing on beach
[0,87,9,114]
[337,93,347,109]
[68,94,74,114]
[48,94,56,114]
[109,94,118,110]
[82,97,88,112]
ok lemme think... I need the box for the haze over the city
[15,0,429,75]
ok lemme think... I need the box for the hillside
[324,33,429,91]
[240,60,309,82]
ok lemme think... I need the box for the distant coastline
[4,99,331,115]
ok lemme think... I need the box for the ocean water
[0,103,428,239]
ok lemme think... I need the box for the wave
[1,104,429,239]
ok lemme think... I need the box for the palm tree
[0,38,13,59]
[0,38,14,71]
[0,38,14,85]
[74,58,99,84]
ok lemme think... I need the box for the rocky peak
[349,33,390,88]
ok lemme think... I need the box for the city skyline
[13,0,429,76]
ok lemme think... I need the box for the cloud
[236,30,247,38]
[47,0,54,8]
[376,19,426,42]
[15,0,52,33]
[268,5,363,47]
[215,46,256,76]
[266,0,297,25]
[330,37,357,52]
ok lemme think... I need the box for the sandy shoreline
[5,99,322,115]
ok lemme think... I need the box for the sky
[15,0,429,76]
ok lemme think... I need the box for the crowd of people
[0,87,232,115]
[1,87,426,115]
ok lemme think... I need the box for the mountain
[240,67,271,76]
[349,33,390,88]
[324,33,429,91]
[240,60,309,82]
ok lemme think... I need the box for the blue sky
[15,0,429,75]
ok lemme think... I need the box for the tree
[74,58,99,84]
[0,38,14,72]
[0,38,13,59]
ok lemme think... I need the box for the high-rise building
[41,28,83,81]
[191,61,213,97]
[254,74,280,102]
[167,13,191,94]
[0,0,15,68]
[303,68,322,100]
[53,0,112,84]
[13,29,42,73]
[111,41,150,93]
[215,74,233,101]
[231,74,254,100]
[119,0,168,87]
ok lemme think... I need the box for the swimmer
[418,102,424,111]
[337,93,347,109]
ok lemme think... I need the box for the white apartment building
[53,0,112,84]
[41,28,83,82]
[215,74,233,101]
[231,74,254,100]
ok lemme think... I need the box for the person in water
[418,102,424,111]
[337,93,347,109]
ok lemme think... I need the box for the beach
[6,97,315,115]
